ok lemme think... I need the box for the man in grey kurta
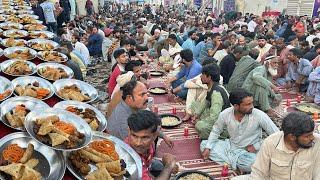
[201,89,279,172]
[242,56,282,114]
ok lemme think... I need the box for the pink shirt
[108,65,122,96]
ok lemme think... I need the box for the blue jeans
[172,79,188,99]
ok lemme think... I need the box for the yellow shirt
[70,52,87,77]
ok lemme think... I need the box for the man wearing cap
[102,28,114,61]
[255,35,272,62]
[242,56,282,117]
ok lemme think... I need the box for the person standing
[40,0,58,33]
[30,0,46,26]
[85,0,94,16]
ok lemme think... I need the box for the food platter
[3,29,28,38]
[149,70,164,77]
[0,14,7,22]
[294,103,320,114]
[29,30,55,39]
[24,108,93,151]
[149,87,167,95]
[0,132,66,180]
[0,96,49,131]
[2,38,27,47]
[64,131,142,180]
[54,101,107,132]
[175,170,214,180]
[37,50,68,63]
[0,22,23,30]
[37,62,74,81]
[4,47,37,60]
[11,76,55,100]
[24,23,47,31]
[159,114,182,128]
[53,79,98,103]
[14,5,32,10]
[27,39,59,51]
[0,76,13,102]
[1,59,36,76]
[16,10,34,15]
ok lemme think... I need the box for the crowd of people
[34,0,320,179]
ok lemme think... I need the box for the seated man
[166,49,202,99]
[201,88,279,173]
[306,66,320,104]
[108,49,129,97]
[277,48,313,92]
[190,63,230,139]
[232,112,320,179]
[107,81,173,147]
[127,110,178,180]
[242,56,282,117]
[227,48,261,92]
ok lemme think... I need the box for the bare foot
[182,113,191,122]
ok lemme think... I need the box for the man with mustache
[107,80,173,147]
[242,56,282,117]
[255,35,272,62]
[201,88,279,173]
[233,112,320,180]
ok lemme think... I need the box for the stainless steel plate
[37,62,74,81]
[0,76,13,102]
[0,132,66,180]
[0,22,23,29]
[29,30,55,39]
[16,9,33,14]
[54,100,107,132]
[11,76,54,100]
[4,46,37,60]
[27,39,59,51]
[1,38,27,47]
[14,6,32,10]
[0,96,49,131]
[25,108,93,151]
[53,79,98,103]
[18,14,38,19]
[3,29,28,38]
[64,131,142,180]
[1,59,36,76]
[37,50,68,63]
[3,9,16,14]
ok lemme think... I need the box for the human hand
[272,86,280,93]
[163,135,174,148]
[202,148,210,160]
[246,144,256,153]
[162,153,177,169]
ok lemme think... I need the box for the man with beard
[148,29,164,58]
[182,30,197,54]
[188,63,230,139]
[198,33,222,63]
[242,56,282,117]
[127,110,178,180]
[275,37,291,79]
[201,88,279,173]
[255,35,272,62]
[227,48,261,92]
[233,112,320,180]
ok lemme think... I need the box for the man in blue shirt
[40,0,57,33]
[166,49,202,99]
[87,25,103,57]
[182,30,197,55]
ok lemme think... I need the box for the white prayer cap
[154,29,161,34]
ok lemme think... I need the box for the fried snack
[39,51,65,62]
[85,166,114,180]
[21,16,37,24]
[29,32,49,39]
[97,160,126,176]
[19,165,41,180]
[2,23,21,29]
[5,31,25,38]
[48,133,70,146]
[68,151,91,175]
[4,61,32,75]
[4,38,26,47]
[0,163,22,179]
[24,24,46,31]
[66,106,100,130]
[14,81,50,99]
[29,42,54,51]
[0,16,6,21]
[58,85,91,102]
[7,16,22,23]
[7,49,33,60]
[19,144,34,164]
[34,115,84,148]
[5,104,30,128]
[2,144,25,163]
[24,159,39,169]
[79,147,113,163]
[89,140,119,161]
[39,67,68,81]
[0,89,12,101]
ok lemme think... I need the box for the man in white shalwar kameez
[69,0,76,21]
[201,88,279,172]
